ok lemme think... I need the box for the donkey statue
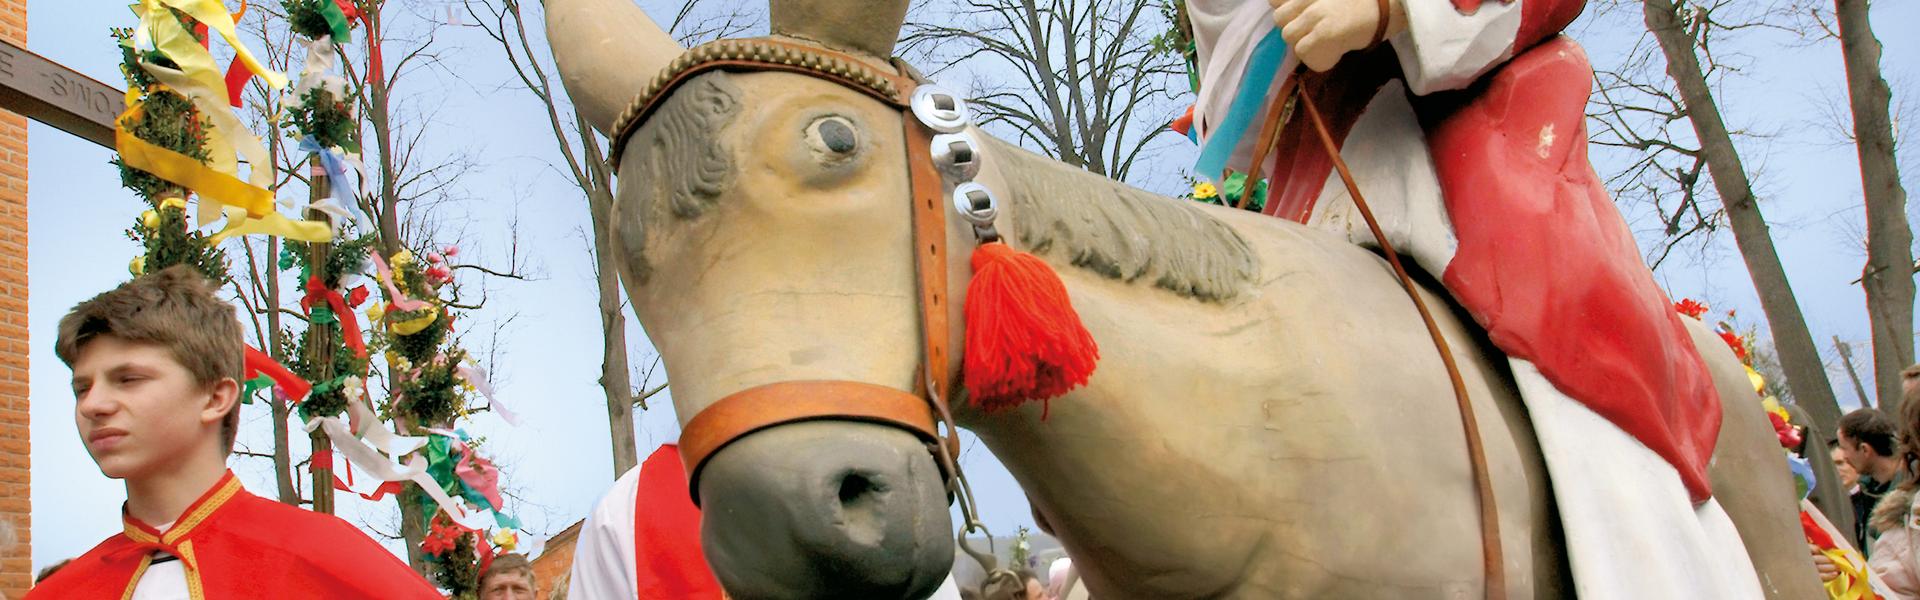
[543,0,1823,597]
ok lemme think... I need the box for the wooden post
[306,155,337,515]
[1836,337,1873,409]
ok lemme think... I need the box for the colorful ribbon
[424,428,517,530]
[298,137,372,232]
[123,1,331,242]
[115,105,270,220]
[370,252,431,312]
[1803,511,1880,599]
[306,388,504,532]
[306,416,498,531]
[455,363,516,425]
[300,276,368,358]
[137,0,288,91]
[243,345,310,403]
[207,206,334,243]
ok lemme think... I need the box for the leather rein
[608,37,997,566]
[1244,70,1506,595]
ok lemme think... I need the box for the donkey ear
[768,0,909,58]
[545,0,685,135]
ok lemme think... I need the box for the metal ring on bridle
[911,85,970,134]
[952,182,998,227]
[930,131,983,181]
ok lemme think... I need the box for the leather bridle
[609,36,1502,593]
[608,38,989,551]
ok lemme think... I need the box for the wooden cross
[0,38,122,148]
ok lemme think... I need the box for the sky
[19,0,1920,576]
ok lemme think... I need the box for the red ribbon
[244,345,311,404]
[311,449,333,472]
[328,457,405,500]
[331,0,382,86]
[301,276,368,359]
[112,538,198,572]
[475,529,495,575]
[225,61,254,108]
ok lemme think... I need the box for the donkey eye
[805,116,859,156]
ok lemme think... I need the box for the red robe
[27,471,443,599]
[1261,1,1722,502]
[634,444,724,599]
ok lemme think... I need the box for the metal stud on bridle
[912,84,1000,242]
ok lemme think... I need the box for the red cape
[27,471,442,599]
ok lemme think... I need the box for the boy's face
[70,336,228,480]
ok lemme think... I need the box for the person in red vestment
[27,266,441,599]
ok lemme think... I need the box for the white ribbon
[456,363,517,426]
[286,35,351,107]
[305,393,498,531]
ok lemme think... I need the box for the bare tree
[1625,0,1844,446]
[463,0,750,477]
[1828,0,1913,410]
[900,0,1188,189]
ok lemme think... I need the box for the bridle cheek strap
[645,41,961,506]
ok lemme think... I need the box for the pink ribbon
[370,253,430,312]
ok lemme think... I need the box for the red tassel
[963,242,1099,414]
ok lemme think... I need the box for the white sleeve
[1388,0,1523,95]
[567,466,642,600]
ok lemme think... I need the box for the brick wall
[530,520,582,599]
[0,0,28,593]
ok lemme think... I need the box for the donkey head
[547,1,956,597]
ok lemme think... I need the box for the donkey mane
[986,136,1259,303]
[615,72,745,285]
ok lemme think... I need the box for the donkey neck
[977,135,1260,304]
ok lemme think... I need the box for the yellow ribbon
[134,2,273,215]
[115,105,274,218]
[1819,547,1877,600]
[139,0,287,90]
[388,307,441,336]
[209,206,331,243]
[119,2,333,243]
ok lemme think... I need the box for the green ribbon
[241,374,275,404]
[318,0,352,44]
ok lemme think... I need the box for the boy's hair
[480,553,536,590]
[54,265,244,453]
[1840,408,1898,458]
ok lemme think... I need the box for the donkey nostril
[838,471,879,506]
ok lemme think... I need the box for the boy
[28,266,440,599]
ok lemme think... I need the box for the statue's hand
[1270,0,1408,72]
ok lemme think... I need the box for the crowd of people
[1810,370,1920,596]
